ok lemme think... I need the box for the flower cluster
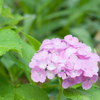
[29,35,100,90]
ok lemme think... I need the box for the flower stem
[58,78,62,100]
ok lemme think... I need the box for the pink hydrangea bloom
[29,35,100,90]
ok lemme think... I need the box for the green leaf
[0,29,22,56]
[42,83,58,95]
[0,76,8,85]
[79,0,90,6]
[37,0,53,14]
[18,40,35,72]
[44,9,72,20]
[18,40,35,82]
[0,61,9,79]
[53,92,67,100]
[1,56,15,70]
[0,0,3,14]
[0,26,17,30]
[2,40,35,74]
[2,0,15,10]
[14,26,25,33]
[23,14,36,34]
[46,0,63,15]
[72,83,82,89]
[22,32,41,52]
[32,18,68,38]
[78,86,100,100]
[54,0,100,31]
[1,7,13,18]
[15,83,49,100]
[0,14,24,26]
[0,83,14,100]
[0,96,4,100]
[21,40,35,61]
[4,52,31,72]
[63,88,91,100]
[9,65,23,83]
[44,0,100,20]
[65,0,100,27]
[70,27,93,47]
[20,0,35,13]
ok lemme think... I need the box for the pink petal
[68,70,82,78]
[42,39,52,45]
[64,35,72,42]
[82,80,92,90]
[74,59,82,70]
[70,37,79,45]
[47,63,56,70]
[39,74,46,83]
[58,42,67,49]
[62,79,70,89]
[52,38,61,46]
[29,61,36,68]
[39,61,47,69]
[66,61,74,70]
[69,78,77,86]
[39,50,48,59]
[33,53,41,60]
[31,71,39,82]
[44,45,53,49]
[83,70,93,77]
[62,78,77,89]
[91,75,98,83]
[51,53,60,63]
[75,76,82,84]
[64,35,79,45]
[58,72,66,79]
[65,47,76,57]
[46,71,55,79]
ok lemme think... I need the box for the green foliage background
[0,0,100,100]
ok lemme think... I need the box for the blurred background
[1,0,100,86]
[3,0,100,51]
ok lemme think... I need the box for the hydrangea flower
[29,35,100,90]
